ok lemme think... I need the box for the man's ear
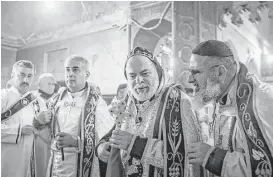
[86,71,90,80]
[11,72,14,79]
[218,65,227,83]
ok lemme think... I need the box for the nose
[136,75,144,84]
[188,74,195,84]
[23,76,29,83]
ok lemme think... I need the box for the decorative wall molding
[2,2,130,50]
[1,36,24,49]
[1,43,19,51]
[130,1,163,10]
[2,19,123,50]
[131,1,171,25]
[217,1,273,28]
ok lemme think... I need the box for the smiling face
[64,58,89,92]
[188,54,222,108]
[11,66,34,95]
[125,55,159,102]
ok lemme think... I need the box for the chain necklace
[134,98,158,127]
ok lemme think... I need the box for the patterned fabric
[192,40,233,57]
[1,92,36,121]
[78,86,99,177]
[47,85,99,177]
[163,85,186,177]
[100,84,202,177]
[236,64,273,177]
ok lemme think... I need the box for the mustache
[20,82,29,86]
[134,84,148,89]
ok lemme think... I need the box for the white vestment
[46,87,115,177]
[33,92,52,177]
[1,86,42,177]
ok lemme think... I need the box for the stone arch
[132,18,172,53]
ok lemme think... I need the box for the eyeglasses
[187,65,222,76]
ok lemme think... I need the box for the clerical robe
[99,84,203,177]
[46,84,114,177]
[1,86,42,177]
[201,62,273,177]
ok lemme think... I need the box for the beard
[131,79,159,102]
[191,78,221,110]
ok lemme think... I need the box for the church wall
[218,24,262,78]
[130,2,218,83]
[1,47,17,88]
[16,28,128,94]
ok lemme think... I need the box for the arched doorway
[133,19,173,82]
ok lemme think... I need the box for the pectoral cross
[109,100,132,129]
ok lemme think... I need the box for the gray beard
[202,82,221,103]
[191,81,221,110]
[133,91,154,102]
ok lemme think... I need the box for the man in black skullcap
[187,40,273,177]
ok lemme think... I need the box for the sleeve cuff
[129,136,148,159]
[202,146,216,167]
[127,135,137,153]
[203,147,227,176]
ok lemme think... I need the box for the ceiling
[1,1,130,48]
[2,1,273,50]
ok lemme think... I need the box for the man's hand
[97,142,111,163]
[21,125,36,135]
[188,142,212,165]
[109,129,133,150]
[36,110,52,124]
[55,132,78,148]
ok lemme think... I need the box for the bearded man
[187,40,273,177]
[96,47,203,177]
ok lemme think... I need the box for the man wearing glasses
[187,40,273,177]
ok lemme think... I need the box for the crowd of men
[1,40,273,177]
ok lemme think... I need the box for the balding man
[37,73,56,100]
[34,73,57,177]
